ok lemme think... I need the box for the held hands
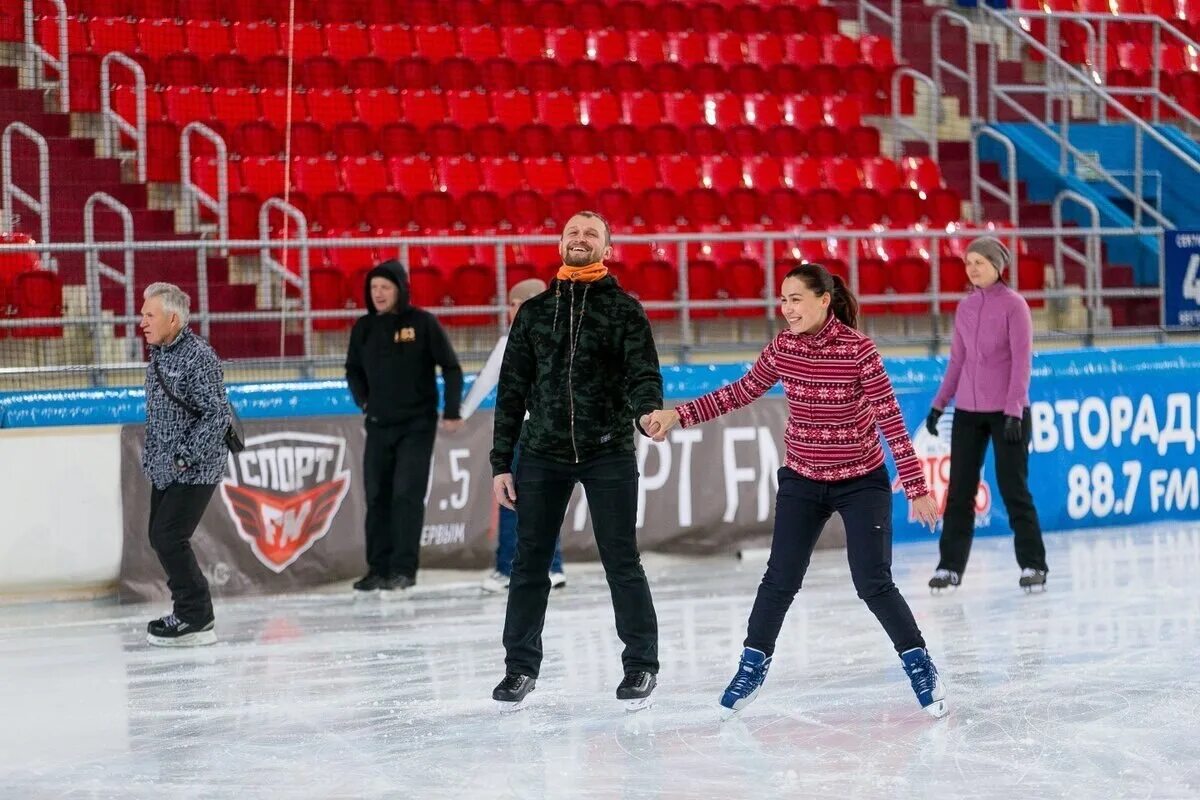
[441,417,465,433]
[640,409,681,442]
[924,408,943,437]
[1003,415,1023,444]
[911,493,940,530]
[493,473,516,510]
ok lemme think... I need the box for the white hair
[144,282,190,326]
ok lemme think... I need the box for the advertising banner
[118,406,847,603]
[117,346,1200,602]
[886,349,1200,544]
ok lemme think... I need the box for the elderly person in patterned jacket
[140,282,230,647]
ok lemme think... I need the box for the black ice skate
[616,671,656,712]
[493,673,535,711]
[1019,568,1048,593]
[928,569,961,593]
[353,573,385,592]
[146,614,216,647]
[381,574,415,592]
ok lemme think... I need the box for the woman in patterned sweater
[646,263,948,719]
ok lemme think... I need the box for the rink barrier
[1,344,1198,600]
[4,345,1200,429]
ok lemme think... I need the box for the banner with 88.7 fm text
[884,345,1200,540]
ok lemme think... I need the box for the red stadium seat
[699,154,744,193]
[447,55,492,88]
[307,88,356,122]
[501,26,546,64]
[364,191,412,230]
[184,19,231,58]
[544,27,586,63]
[325,22,371,60]
[534,90,578,126]
[341,156,390,198]
[445,90,492,128]
[657,154,700,193]
[379,122,423,156]
[369,23,414,57]
[399,89,448,129]
[482,157,526,195]
[231,21,279,59]
[388,155,438,193]
[309,266,352,330]
[567,156,615,194]
[411,25,458,61]
[11,269,63,339]
[522,157,570,193]
[435,156,483,195]
[575,91,619,128]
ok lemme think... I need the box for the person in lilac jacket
[924,237,1049,592]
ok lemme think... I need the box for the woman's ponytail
[828,273,860,329]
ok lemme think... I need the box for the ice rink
[1,523,1198,800]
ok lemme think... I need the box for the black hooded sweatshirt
[345,260,463,425]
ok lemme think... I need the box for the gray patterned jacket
[142,327,230,489]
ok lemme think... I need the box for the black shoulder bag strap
[151,355,246,452]
[152,357,201,418]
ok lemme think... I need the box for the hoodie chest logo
[394,327,416,343]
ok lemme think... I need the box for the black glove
[925,408,943,436]
[1004,415,1023,444]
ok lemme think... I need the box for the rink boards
[1,344,1198,599]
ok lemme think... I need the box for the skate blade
[496,698,529,714]
[719,705,739,721]
[924,699,948,719]
[146,630,217,647]
[622,696,654,713]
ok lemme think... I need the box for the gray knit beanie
[965,236,1011,275]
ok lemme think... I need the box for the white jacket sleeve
[459,335,508,420]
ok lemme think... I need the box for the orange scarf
[556,262,609,283]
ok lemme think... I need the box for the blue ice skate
[719,647,771,719]
[900,648,947,718]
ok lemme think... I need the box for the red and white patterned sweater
[675,315,929,499]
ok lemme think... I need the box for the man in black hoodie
[345,260,463,591]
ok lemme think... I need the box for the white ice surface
[1,524,1198,800]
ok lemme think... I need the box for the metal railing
[932,9,979,125]
[972,126,1020,227]
[99,52,148,183]
[1012,9,1200,133]
[1,121,52,268]
[891,67,940,161]
[983,6,1200,230]
[1053,190,1103,341]
[83,191,138,359]
[21,0,69,114]
[179,122,229,241]
[857,0,902,59]
[258,197,313,357]
[0,226,1171,388]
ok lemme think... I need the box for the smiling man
[489,212,665,711]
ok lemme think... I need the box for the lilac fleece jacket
[932,281,1033,418]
